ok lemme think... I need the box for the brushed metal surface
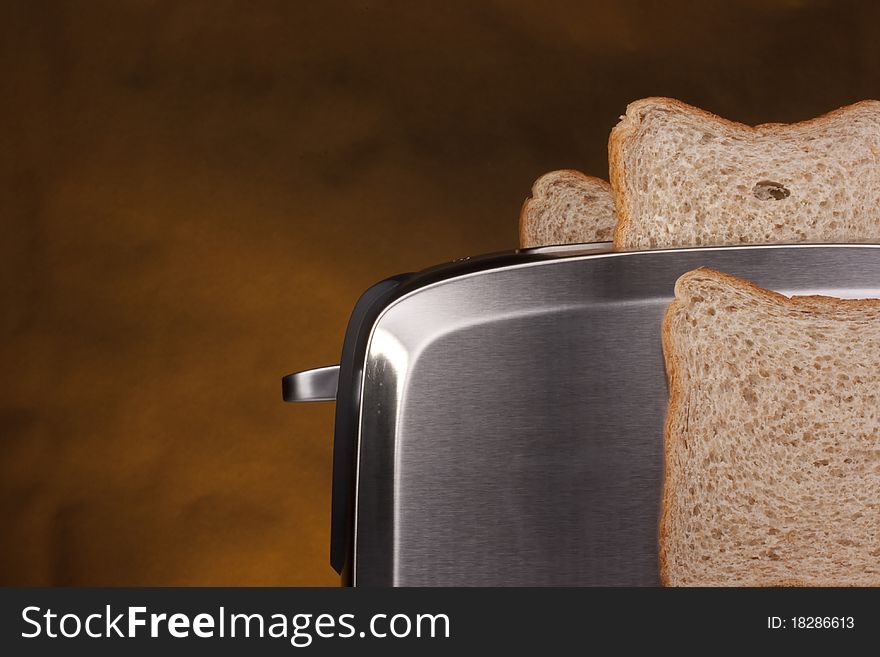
[353,245,880,586]
[282,365,340,402]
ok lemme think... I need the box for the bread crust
[609,97,880,251]
[660,267,880,586]
[519,169,614,248]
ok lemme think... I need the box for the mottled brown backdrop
[2,0,879,585]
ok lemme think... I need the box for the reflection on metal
[350,244,880,586]
[282,365,340,402]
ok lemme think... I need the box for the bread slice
[609,97,880,251]
[661,267,880,586]
[519,170,617,248]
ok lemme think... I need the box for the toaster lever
[282,365,340,402]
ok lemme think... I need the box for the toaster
[282,243,880,586]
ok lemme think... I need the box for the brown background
[2,0,879,585]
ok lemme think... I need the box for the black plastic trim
[330,274,411,580]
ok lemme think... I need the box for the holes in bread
[753,180,791,201]
[741,387,758,404]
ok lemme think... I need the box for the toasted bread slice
[610,97,880,251]
[519,170,617,248]
[661,267,880,586]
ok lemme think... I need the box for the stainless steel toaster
[283,243,880,586]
